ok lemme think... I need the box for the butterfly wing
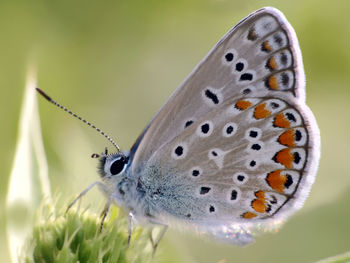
[130,7,320,242]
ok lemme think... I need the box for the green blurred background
[1,0,350,262]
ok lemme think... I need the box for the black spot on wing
[205,89,219,104]
[240,73,253,81]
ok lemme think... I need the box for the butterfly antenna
[36,88,121,153]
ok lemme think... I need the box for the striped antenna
[36,88,121,152]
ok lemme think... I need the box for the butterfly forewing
[131,7,319,236]
[132,8,305,167]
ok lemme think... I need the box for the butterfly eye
[109,157,127,175]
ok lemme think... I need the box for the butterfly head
[94,149,132,206]
[96,150,130,180]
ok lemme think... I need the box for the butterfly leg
[66,181,105,213]
[150,225,168,257]
[127,212,134,248]
[99,196,112,232]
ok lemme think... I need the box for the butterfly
[37,6,320,247]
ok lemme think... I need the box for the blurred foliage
[2,0,350,262]
[316,251,350,263]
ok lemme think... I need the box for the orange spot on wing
[278,129,295,147]
[242,212,257,219]
[252,199,267,213]
[274,113,291,128]
[248,28,257,41]
[262,41,272,52]
[266,170,286,192]
[267,75,279,90]
[273,148,293,168]
[252,191,269,213]
[267,57,278,71]
[255,190,266,200]
[235,100,252,110]
[254,103,271,119]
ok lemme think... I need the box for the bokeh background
[1,0,350,262]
